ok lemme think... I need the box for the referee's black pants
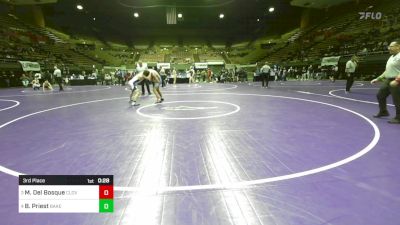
[377,78,400,119]
[261,73,269,87]
[345,73,355,92]
[141,79,151,95]
[55,77,63,91]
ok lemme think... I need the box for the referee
[53,65,63,91]
[260,62,271,88]
[371,39,400,124]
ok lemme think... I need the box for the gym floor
[0,80,398,225]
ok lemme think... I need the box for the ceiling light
[257,18,260,22]
[133,12,139,18]
[76,4,83,10]
[269,7,274,13]
[219,13,224,19]
[177,13,183,18]
[93,17,96,21]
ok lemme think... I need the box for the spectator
[20,73,30,87]
[32,78,40,90]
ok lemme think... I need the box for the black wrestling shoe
[373,112,389,118]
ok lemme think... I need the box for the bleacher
[170,48,193,63]
[139,49,165,63]
[199,51,224,62]
[1,0,400,87]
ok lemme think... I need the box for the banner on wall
[194,63,208,69]
[236,64,257,68]
[157,63,171,69]
[18,61,41,71]
[206,61,224,65]
[103,66,127,71]
[321,56,341,66]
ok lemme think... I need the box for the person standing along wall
[345,55,359,93]
[207,68,213,83]
[260,62,271,88]
[188,66,195,84]
[160,67,167,87]
[53,65,63,91]
[20,73,30,87]
[172,68,177,85]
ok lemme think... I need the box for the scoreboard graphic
[19,175,113,213]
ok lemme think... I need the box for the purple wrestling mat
[0,81,398,225]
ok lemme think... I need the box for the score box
[19,175,113,213]
[99,185,113,213]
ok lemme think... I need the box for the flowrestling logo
[359,12,382,20]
